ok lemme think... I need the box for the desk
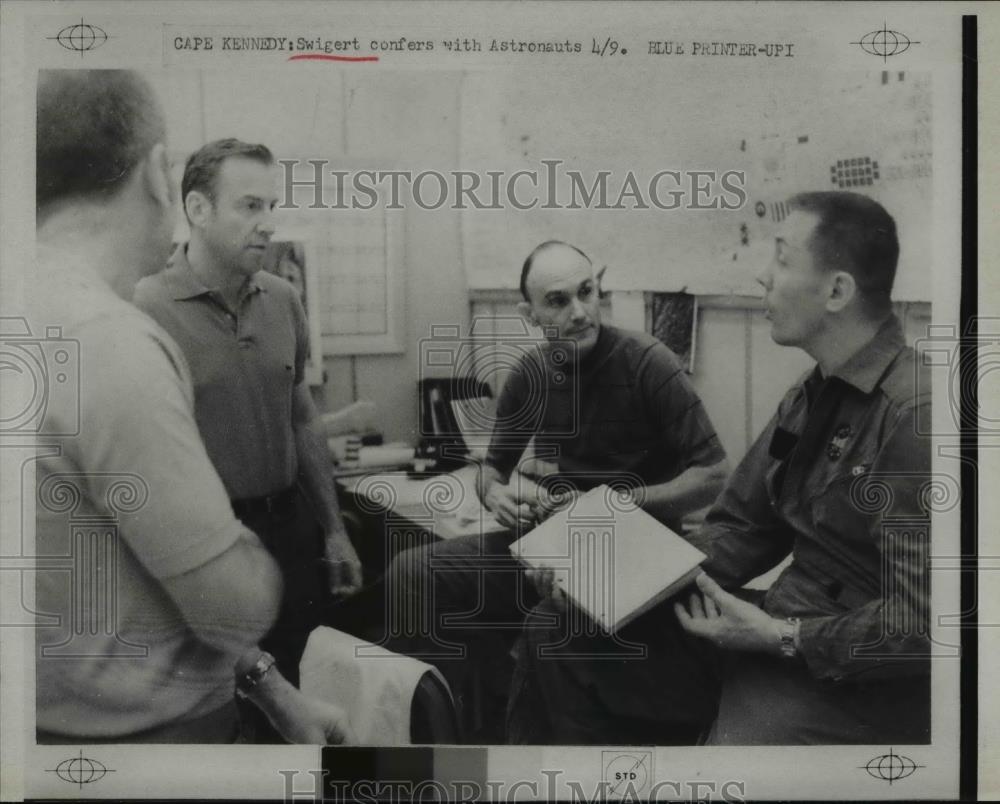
[336,465,507,577]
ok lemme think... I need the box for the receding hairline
[180,140,276,220]
[211,154,279,191]
[520,240,592,301]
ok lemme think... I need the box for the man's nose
[569,297,587,321]
[257,213,276,238]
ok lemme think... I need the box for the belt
[232,485,298,520]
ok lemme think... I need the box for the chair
[410,671,461,744]
[299,626,460,745]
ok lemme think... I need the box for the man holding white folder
[512,193,931,745]
[385,240,729,739]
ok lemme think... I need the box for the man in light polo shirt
[31,70,352,744]
[134,139,362,690]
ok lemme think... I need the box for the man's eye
[579,286,593,299]
[548,297,568,308]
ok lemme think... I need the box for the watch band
[779,617,801,659]
[235,651,276,698]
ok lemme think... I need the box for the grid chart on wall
[311,209,390,338]
[275,181,404,356]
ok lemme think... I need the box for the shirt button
[836,424,852,439]
[826,444,842,460]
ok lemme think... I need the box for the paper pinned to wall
[459,68,933,301]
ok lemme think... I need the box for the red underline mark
[288,53,379,62]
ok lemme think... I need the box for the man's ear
[142,143,172,210]
[517,300,538,327]
[184,188,213,228]
[826,270,857,313]
[596,265,609,299]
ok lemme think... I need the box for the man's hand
[518,457,560,482]
[674,573,783,655]
[530,486,581,524]
[524,566,568,611]
[484,482,537,530]
[237,651,357,744]
[324,531,363,598]
[271,694,357,745]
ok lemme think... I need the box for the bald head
[519,240,592,302]
[517,240,602,360]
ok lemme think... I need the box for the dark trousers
[379,530,540,741]
[508,597,720,745]
[507,596,931,746]
[235,489,327,688]
[708,652,930,745]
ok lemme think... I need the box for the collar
[165,244,265,301]
[825,315,906,394]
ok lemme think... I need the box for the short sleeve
[484,358,538,479]
[640,342,726,468]
[70,313,243,579]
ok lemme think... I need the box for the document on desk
[345,470,506,538]
[509,485,706,633]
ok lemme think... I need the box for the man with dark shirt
[385,241,729,739]
[512,194,931,745]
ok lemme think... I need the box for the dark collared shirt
[485,325,726,530]
[691,316,931,683]
[134,247,308,499]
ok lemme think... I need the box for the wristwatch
[235,651,276,698]
[778,617,801,660]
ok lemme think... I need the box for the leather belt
[231,485,297,520]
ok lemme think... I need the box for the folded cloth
[299,626,450,745]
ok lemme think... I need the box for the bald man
[510,196,932,746]
[480,240,728,528]
[384,241,728,740]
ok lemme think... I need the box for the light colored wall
[147,68,470,443]
[471,293,931,465]
[321,72,469,443]
[146,68,932,453]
